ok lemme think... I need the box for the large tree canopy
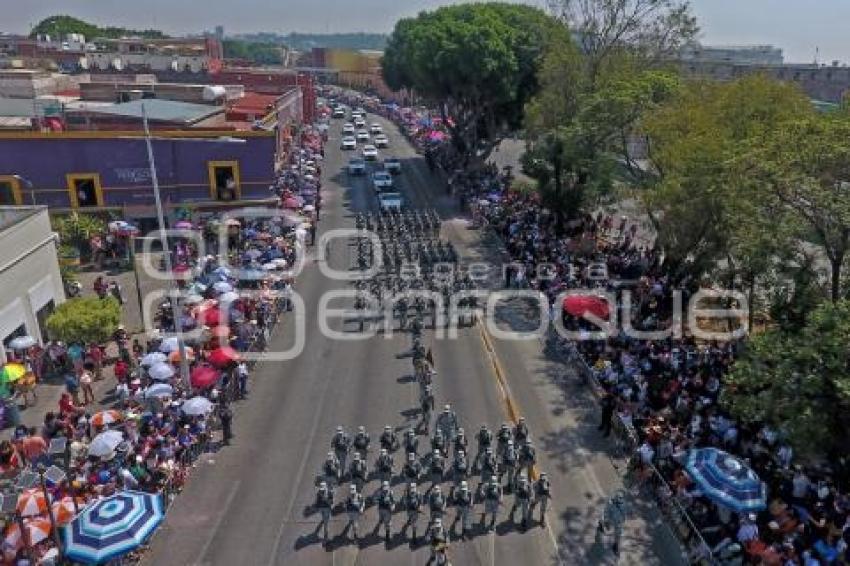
[382,3,569,162]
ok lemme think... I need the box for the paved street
[142,112,685,565]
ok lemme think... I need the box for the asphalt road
[143,111,684,566]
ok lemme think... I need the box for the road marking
[192,480,241,566]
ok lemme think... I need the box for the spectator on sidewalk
[21,428,47,466]
[80,363,95,405]
[93,276,107,299]
[109,280,125,305]
[87,342,104,381]
[64,371,80,406]
[67,341,84,376]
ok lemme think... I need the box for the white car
[362,144,379,161]
[374,134,389,148]
[383,157,402,174]
[356,129,370,143]
[342,123,355,135]
[354,117,366,129]
[340,136,357,150]
[370,123,383,135]
[372,171,393,190]
[332,108,345,119]
[378,192,403,211]
[348,158,366,175]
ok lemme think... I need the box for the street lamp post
[141,105,192,390]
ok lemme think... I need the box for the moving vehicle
[372,170,393,190]
[354,117,366,129]
[356,129,370,143]
[378,192,403,211]
[332,107,345,119]
[341,136,357,150]
[374,134,390,148]
[362,144,379,161]
[348,158,366,175]
[370,123,383,135]
[342,123,356,135]
[383,157,402,174]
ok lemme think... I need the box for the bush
[52,212,105,259]
[46,297,120,344]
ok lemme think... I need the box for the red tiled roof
[228,92,278,114]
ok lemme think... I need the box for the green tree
[382,3,568,163]
[46,297,121,344]
[223,40,283,65]
[723,299,850,457]
[52,212,105,260]
[30,15,166,40]
[739,113,850,302]
[641,75,812,285]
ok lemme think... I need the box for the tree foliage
[383,3,568,162]
[52,212,105,258]
[30,15,167,40]
[46,297,121,345]
[723,300,850,457]
[222,40,283,65]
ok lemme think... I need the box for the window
[207,161,241,201]
[0,176,22,205]
[66,173,103,208]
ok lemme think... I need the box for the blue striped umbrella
[685,448,767,513]
[62,490,164,564]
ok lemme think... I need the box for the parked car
[362,144,379,161]
[383,157,402,174]
[348,158,366,175]
[372,170,393,190]
[341,136,357,150]
[356,129,370,143]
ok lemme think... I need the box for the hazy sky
[0,0,846,64]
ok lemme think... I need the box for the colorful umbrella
[158,337,181,354]
[168,347,195,363]
[213,281,234,294]
[181,396,213,416]
[147,362,175,382]
[0,363,27,383]
[16,488,48,517]
[562,295,610,320]
[90,410,123,429]
[143,383,174,400]
[190,366,220,390]
[5,517,51,548]
[208,346,241,369]
[140,352,167,367]
[62,491,165,564]
[7,335,37,350]
[282,196,301,209]
[88,430,124,458]
[684,448,767,513]
[52,497,78,526]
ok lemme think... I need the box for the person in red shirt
[21,428,47,466]
[114,358,128,385]
[88,342,104,381]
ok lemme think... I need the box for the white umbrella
[140,352,167,367]
[213,266,233,277]
[303,204,315,212]
[213,281,233,294]
[262,263,278,271]
[7,336,37,350]
[272,258,288,268]
[147,362,175,381]
[183,294,204,305]
[144,383,173,399]
[219,291,240,303]
[88,430,124,458]
[158,337,180,353]
[181,397,213,416]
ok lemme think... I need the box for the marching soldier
[511,474,533,530]
[519,439,537,482]
[353,425,370,458]
[403,452,423,483]
[332,426,352,475]
[501,439,518,492]
[452,449,469,490]
[453,428,468,457]
[481,475,502,532]
[380,425,400,453]
[479,447,498,482]
[403,429,419,456]
[402,482,423,542]
[429,448,445,490]
[475,424,493,470]
[428,518,449,565]
[322,451,341,488]
[345,484,365,541]
[314,481,333,541]
[373,481,395,542]
[533,472,552,526]
[497,422,513,459]
[375,448,394,483]
[452,480,473,539]
[431,431,447,457]
[435,404,459,441]
[514,416,530,445]
[420,385,435,434]
[349,452,367,491]
[428,485,446,522]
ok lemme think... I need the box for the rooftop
[76,99,223,124]
[0,206,43,233]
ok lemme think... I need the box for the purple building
[0,129,277,224]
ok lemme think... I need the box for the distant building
[679,44,784,66]
[63,98,227,130]
[211,68,317,123]
[0,129,277,223]
[303,48,397,99]
[0,206,64,355]
[215,26,225,41]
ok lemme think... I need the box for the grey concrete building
[0,206,64,358]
